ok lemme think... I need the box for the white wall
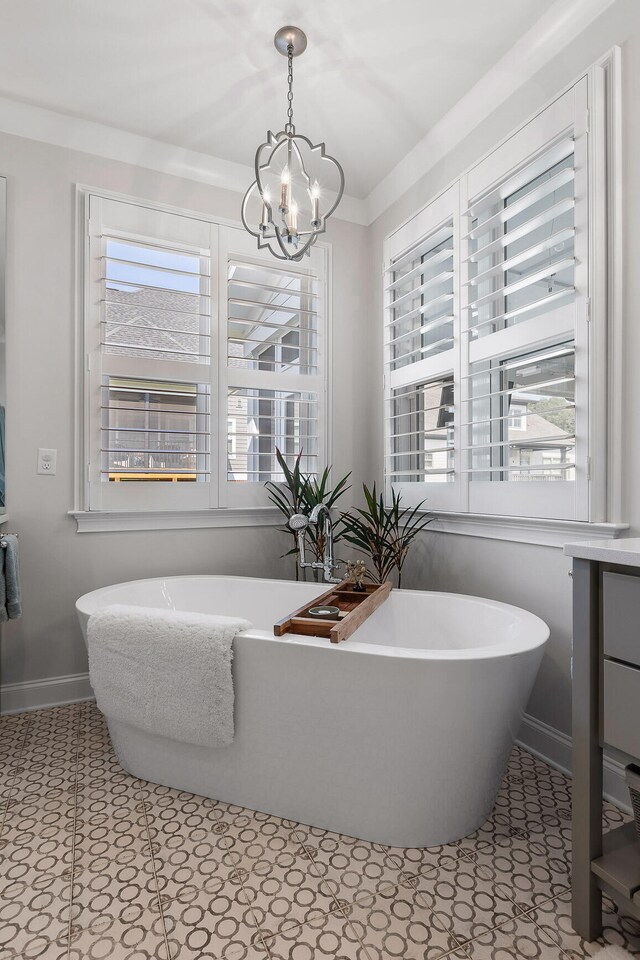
[367,0,640,738]
[0,132,371,692]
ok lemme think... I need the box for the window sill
[69,507,282,533]
[426,512,629,548]
[69,507,628,546]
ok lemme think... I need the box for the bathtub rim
[76,574,549,662]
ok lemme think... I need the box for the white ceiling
[0,0,561,199]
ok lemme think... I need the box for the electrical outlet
[37,448,57,475]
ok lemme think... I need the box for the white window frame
[72,189,330,530]
[382,55,626,541]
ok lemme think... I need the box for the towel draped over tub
[87,604,251,747]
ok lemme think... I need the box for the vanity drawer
[603,572,640,667]
[603,659,640,758]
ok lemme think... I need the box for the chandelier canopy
[242,26,345,262]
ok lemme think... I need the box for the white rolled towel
[88,604,251,747]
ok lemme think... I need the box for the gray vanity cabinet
[602,572,640,760]
[566,540,640,941]
[603,572,640,666]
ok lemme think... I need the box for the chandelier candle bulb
[287,202,298,235]
[310,179,321,227]
[279,167,290,213]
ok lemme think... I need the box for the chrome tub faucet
[288,502,341,584]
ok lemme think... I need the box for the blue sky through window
[106,240,201,294]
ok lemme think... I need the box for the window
[508,404,526,431]
[388,378,455,484]
[384,76,605,522]
[384,185,461,512]
[220,228,326,507]
[106,379,209,483]
[227,419,237,458]
[467,345,576,486]
[83,196,327,513]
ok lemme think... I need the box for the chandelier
[242,26,345,262]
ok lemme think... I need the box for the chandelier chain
[285,43,295,135]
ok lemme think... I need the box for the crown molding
[364,0,619,224]
[0,94,368,226]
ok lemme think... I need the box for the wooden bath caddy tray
[274,579,392,644]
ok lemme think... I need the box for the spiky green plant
[265,448,351,579]
[340,483,432,588]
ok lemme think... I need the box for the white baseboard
[517,712,631,813]
[0,672,93,715]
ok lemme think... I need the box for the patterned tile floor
[1,701,639,960]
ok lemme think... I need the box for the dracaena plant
[340,483,432,588]
[265,448,351,579]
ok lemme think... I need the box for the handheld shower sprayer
[288,514,309,532]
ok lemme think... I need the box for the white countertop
[564,538,640,566]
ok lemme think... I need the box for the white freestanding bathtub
[76,575,548,847]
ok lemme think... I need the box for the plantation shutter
[86,196,216,511]
[381,79,596,522]
[220,226,328,507]
[383,184,461,511]
[461,79,589,520]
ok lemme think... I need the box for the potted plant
[265,448,351,580]
[340,483,432,588]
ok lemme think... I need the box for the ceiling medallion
[242,26,345,262]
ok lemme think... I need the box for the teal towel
[0,405,5,509]
[0,535,21,621]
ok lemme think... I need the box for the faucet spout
[311,504,341,583]
[309,503,328,525]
